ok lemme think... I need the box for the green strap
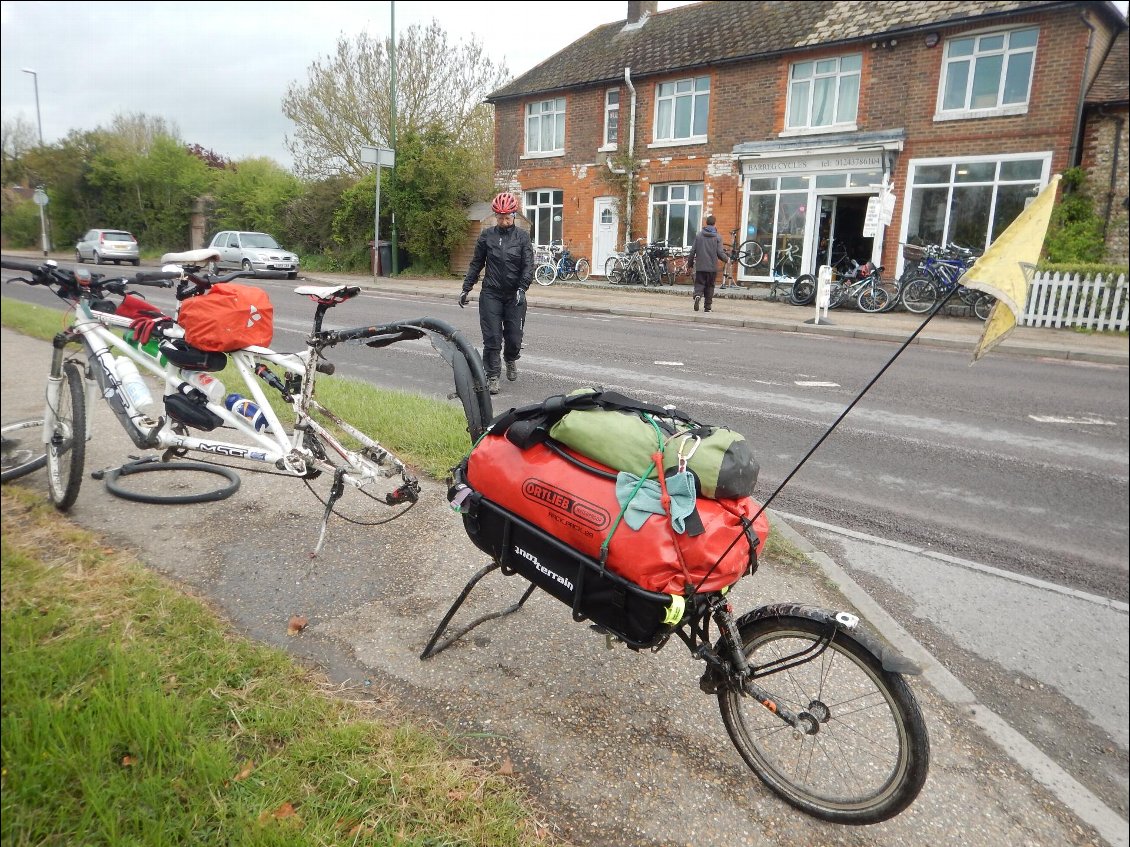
[598,413,665,566]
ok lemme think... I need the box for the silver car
[75,229,140,265]
[208,231,300,279]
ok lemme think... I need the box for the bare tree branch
[282,20,509,179]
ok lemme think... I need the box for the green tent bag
[548,407,758,500]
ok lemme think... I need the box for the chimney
[627,1,658,25]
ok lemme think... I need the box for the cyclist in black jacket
[460,192,534,395]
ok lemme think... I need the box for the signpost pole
[33,187,49,258]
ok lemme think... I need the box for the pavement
[2,257,1128,846]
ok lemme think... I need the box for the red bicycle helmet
[491,192,519,215]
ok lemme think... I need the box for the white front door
[592,197,619,276]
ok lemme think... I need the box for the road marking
[654,361,684,366]
[770,514,1130,847]
[772,509,1129,613]
[1029,415,1116,426]
[794,380,839,387]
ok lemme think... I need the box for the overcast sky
[0,1,691,170]
[2,1,1126,173]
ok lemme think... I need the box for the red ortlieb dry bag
[463,432,768,596]
[176,283,274,352]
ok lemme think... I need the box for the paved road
[2,317,1126,846]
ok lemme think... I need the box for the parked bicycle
[534,241,591,286]
[900,243,992,319]
[1,252,491,551]
[608,239,663,286]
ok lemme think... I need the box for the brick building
[1081,27,1129,262]
[483,0,1128,280]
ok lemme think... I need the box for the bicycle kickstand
[312,468,347,557]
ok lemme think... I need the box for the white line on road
[773,509,1129,613]
[1029,415,1117,426]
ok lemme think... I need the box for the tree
[209,158,302,237]
[283,20,509,178]
[1,116,38,187]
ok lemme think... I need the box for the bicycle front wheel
[900,276,938,314]
[45,360,87,511]
[534,263,556,286]
[736,240,765,270]
[1,418,47,483]
[574,258,591,281]
[717,614,929,824]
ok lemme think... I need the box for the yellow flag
[962,174,1061,362]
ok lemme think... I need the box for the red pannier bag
[176,283,274,352]
[464,433,768,595]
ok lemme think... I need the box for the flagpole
[750,284,961,523]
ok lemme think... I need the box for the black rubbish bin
[377,241,392,277]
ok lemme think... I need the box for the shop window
[903,155,1049,255]
[653,76,710,143]
[786,54,860,131]
[937,27,1037,118]
[524,189,563,245]
[649,183,703,247]
[744,176,811,278]
[525,98,566,155]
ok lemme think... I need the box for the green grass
[0,296,475,480]
[0,487,560,847]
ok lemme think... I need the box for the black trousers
[478,289,527,377]
[694,271,718,309]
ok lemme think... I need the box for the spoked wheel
[857,284,891,313]
[789,274,816,306]
[737,240,765,270]
[534,263,557,286]
[717,615,929,824]
[1,419,47,483]
[900,276,938,314]
[574,258,591,281]
[973,293,996,321]
[45,360,87,511]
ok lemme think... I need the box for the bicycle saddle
[295,284,361,305]
[160,248,221,266]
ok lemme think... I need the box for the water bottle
[224,393,271,432]
[116,356,153,411]
[178,369,226,404]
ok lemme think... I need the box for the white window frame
[897,152,1052,275]
[524,97,566,158]
[523,189,563,246]
[782,54,861,135]
[935,26,1038,122]
[600,88,620,151]
[649,75,710,147]
[648,183,704,248]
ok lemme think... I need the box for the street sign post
[360,146,396,280]
[33,187,49,257]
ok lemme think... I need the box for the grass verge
[0,486,561,846]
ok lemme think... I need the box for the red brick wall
[494,6,1111,271]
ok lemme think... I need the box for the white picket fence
[1023,271,1129,332]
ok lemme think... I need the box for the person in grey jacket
[460,192,534,394]
[686,215,730,312]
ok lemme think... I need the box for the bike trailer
[449,391,768,645]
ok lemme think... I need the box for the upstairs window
[939,27,1037,116]
[654,76,709,143]
[525,98,566,155]
[786,54,861,130]
[603,89,620,148]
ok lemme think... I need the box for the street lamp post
[20,68,43,145]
